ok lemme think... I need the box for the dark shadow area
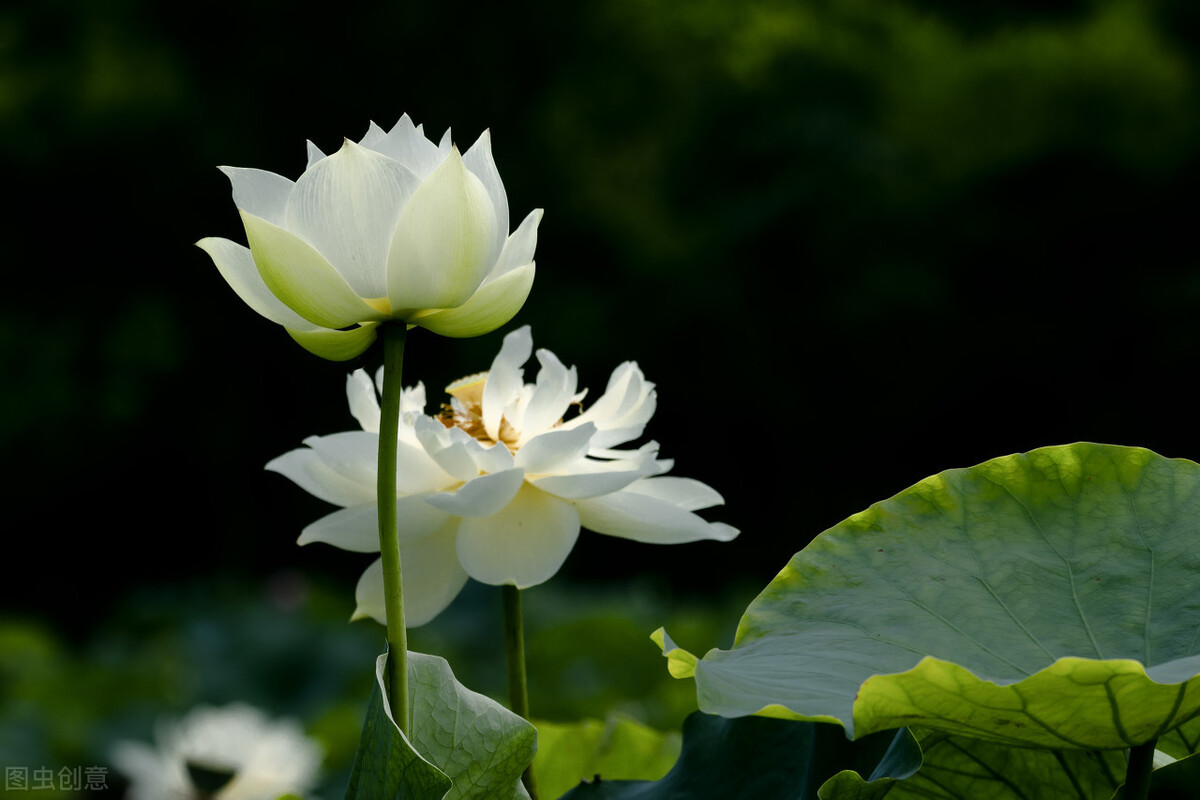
[2,0,1198,645]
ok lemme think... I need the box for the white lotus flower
[198,114,542,361]
[267,326,738,626]
[110,703,322,800]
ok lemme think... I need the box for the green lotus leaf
[558,712,921,800]
[532,715,681,799]
[530,714,681,796]
[346,650,536,799]
[658,443,1200,750]
[889,729,1127,799]
[1156,714,1200,761]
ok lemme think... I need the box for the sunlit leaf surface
[659,444,1200,749]
[533,715,680,799]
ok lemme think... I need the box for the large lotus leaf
[657,444,1200,749]
[558,712,921,800]
[889,729,1127,799]
[346,651,536,800]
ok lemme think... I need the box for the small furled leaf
[345,651,536,800]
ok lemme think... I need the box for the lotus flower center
[438,372,520,450]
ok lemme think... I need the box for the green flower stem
[1123,739,1157,800]
[502,584,539,799]
[378,323,410,737]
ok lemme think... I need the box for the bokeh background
[4,0,1200,794]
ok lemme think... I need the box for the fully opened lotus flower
[111,703,322,800]
[268,326,738,626]
[198,114,542,360]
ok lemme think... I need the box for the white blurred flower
[198,114,541,361]
[111,704,322,800]
[268,326,738,627]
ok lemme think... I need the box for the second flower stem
[378,323,410,737]
[1123,739,1157,800]
[502,584,538,799]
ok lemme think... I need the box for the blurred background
[3,0,1200,794]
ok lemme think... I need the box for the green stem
[378,323,409,737]
[1123,739,1157,800]
[502,585,539,799]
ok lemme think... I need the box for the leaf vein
[991,478,1104,659]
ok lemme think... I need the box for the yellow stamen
[446,372,487,407]
[438,371,521,451]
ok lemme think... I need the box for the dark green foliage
[560,712,921,799]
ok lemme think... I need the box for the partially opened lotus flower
[268,326,738,626]
[198,114,541,360]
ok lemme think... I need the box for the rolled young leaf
[346,650,536,800]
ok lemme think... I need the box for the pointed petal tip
[519,208,545,231]
[712,522,740,541]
